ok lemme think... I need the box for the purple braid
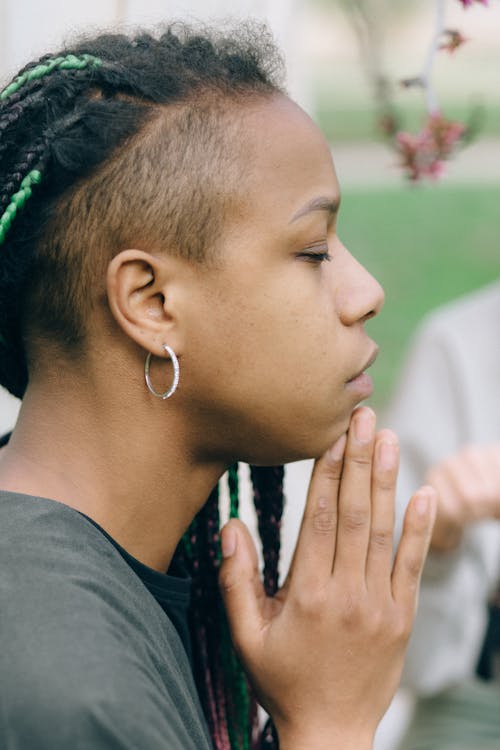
[178,461,286,750]
[249,466,285,597]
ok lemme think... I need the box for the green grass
[338,182,500,410]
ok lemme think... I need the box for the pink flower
[396,131,430,181]
[427,113,466,154]
[458,0,488,7]
[395,114,466,181]
[439,29,468,53]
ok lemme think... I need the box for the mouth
[345,346,379,397]
[347,346,379,383]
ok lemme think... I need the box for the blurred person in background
[385,280,500,750]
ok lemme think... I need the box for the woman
[0,24,435,749]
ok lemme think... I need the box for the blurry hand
[426,443,500,553]
[219,406,436,750]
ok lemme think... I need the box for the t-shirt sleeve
[2,621,209,750]
[0,501,212,750]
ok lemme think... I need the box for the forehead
[234,95,339,222]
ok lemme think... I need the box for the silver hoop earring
[144,344,180,400]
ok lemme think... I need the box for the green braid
[222,464,253,750]
[221,615,252,750]
[0,170,42,246]
[0,54,102,101]
[180,461,239,558]
[228,463,240,520]
[0,54,102,247]
[180,463,283,748]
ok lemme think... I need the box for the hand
[219,406,436,750]
[426,443,500,552]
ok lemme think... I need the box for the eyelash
[299,247,332,264]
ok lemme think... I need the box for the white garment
[383,281,500,696]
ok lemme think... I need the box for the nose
[336,245,385,326]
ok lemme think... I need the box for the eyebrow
[290,196,341,223]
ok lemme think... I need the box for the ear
[106,249,184,357]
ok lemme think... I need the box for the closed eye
[298,245,332,264]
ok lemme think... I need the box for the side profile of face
[176,95,384,465]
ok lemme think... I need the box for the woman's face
[181,95,384,465]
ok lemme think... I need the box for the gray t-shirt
[0,490,212,749]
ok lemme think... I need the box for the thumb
[219,519,265,655]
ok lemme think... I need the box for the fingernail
[329,433,347,461]
[354,408,375,443]
[221,526,236,558]
[378,440,398,471]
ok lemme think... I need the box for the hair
[0,22,285,399]
[0,23,286,749]
[176,464,285,750]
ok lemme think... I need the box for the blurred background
[0,1,498,747]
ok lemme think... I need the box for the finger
[286,431,346,596]
[485,445,500,518]
[460,448,500,520]
[427,469,465,551]
[391,486,437,616]
[443,452,484,522]
[219,519,267,654]
[365,430,399,590]
[333,406,376,581]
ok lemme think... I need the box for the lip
[345,346,379,398]
[347,346,379,384]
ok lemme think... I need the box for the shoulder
[395,282,500,385]
[3,669,211,749]
[0,492,211,749]
[0,491,150,627]
[0,491,189,663]
[417,281,500,344]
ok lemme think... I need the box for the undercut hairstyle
[0,24,286,750]
[0,23,284,399]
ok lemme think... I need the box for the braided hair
[0,24,286,749]
[0,24,284,398]
[176,464,285,749]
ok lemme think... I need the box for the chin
[300,413,353,461]
[243,419,351,466]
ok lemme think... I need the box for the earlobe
[106,249,179,356]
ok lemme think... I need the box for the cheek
[188,271,343,400]
[182,284,354,463]
[263,290,340,365]
[253,304,346,402]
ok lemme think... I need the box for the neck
[0,365,226,572]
